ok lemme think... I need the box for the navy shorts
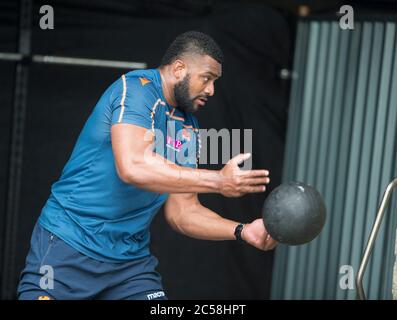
[17,223,167,300]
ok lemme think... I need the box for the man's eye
[203,77,209,82]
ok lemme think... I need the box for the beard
[174,74,198,113]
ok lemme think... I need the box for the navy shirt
[39,69,200,262]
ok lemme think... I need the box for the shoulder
[111,73,160,103]
[126,72,157,91]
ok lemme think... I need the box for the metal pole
[1,0,32,300]
[0,53,147,70]
[356,177,397,300]
[0,53,23,61]
[32,55,147,69]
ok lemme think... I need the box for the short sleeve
[111,75,155,130]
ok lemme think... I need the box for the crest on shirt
[182,128,191,141]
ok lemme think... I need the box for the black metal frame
[0,0,146,300]
[1,0,32,300]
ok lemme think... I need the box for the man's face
[174,54,222,113]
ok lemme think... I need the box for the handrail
[356,177,397,300]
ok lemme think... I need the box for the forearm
[168,202,239,241]
[123,152,222,194]
[165,193,277,251]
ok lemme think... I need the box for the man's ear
[172,59,187,80]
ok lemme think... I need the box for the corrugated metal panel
[271,20,397,300]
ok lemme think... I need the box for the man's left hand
[241,218,278,251]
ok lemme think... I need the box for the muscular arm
[111,124,269,196]
[164,193,277,250]
[165,193,237,240]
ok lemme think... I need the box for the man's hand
[242,218,278,251]
[219,153,270,197]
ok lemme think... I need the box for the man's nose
[204,82,214,96]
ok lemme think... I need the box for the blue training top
[39,69,200,262]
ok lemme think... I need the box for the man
[18,31,276,300]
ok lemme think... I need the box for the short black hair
[160,31,223,66]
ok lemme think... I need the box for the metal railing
[356,177,397,300]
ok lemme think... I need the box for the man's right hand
[219,153,270,197]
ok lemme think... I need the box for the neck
[158,66,177,107]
